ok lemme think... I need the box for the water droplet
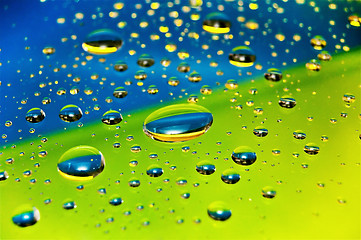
[12,207,40,227]
[310,35,326,50]
[229,46,256,67]
[147,85,159,94]
[130,145,141,153]
[176,178,188,185]
[42,46,55,55]
[304,143,320,155]
[59,105,83,122]
[143,104,213,142]
[128,179,141,187]
[207,202,231,221]
[202,12,231,34]
[180,192,190,199]
[187,95,198,103]
[279,96,296,108]
[293,130,306,140]
[57,146,105,180]
[321,135,329,142]
[82,29,122,55]
[109,197,123,206]
[225,79,238,90]
[317,51,332,61]
[196,161,216,175]
[63,201,76,210]
[221,169,240,184]
[306,59,321,71]
[101,110,122,125]
[232,146,257,166]
[0,170,9,181]
[134,70,147,80]
[26,108,46,123]
[348,14,361,27]
[264,68,282,82]
[253,127,268,137]
[114,61,128,72]
[262,186,277,198]
[168,77,179,87]
[146,165,163,177]
[113,87,128,98]
[5,120,12,127]
[137,54,155,67]
[200,85,212,95]
[177,62,190,73]
[188,72,202,83]
[343,93,355,103]
[161,58,171,67]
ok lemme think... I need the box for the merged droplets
[196,161,216,175]
[143,104,213,142]
[26,108,46,123]
[207,202,231,221]
[59,105,83,122]
[202,12,231,34]
[82,29,122,55]
[12,207,40,227]
[57,146,105,180]
[264,68,282,82]
[279,96,296,108]
[232,146,257,166]
[101,110,122,125]
[229,46,256,67]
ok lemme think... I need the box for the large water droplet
[310,35,326,50]
[221,169,240,184]
[229,46,256,67]
[202,12,231,34]
[146,165,163,177]
[12,207,40,227]
[82,29,122,55]
[26,108,46,123]
[232,146,257,165]
[196,161,216,175]
[304,143,320,155]
[143,104,213,142]
[279,97,296,108]
[57,146,105,180]
[101,110,122,125]
[264,68,282,82]
[137,54,155,67]
[59,105,83,122]
[207,202,231,221]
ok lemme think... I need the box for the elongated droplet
[12,207,40,227]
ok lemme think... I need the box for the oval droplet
[12,207,40,227]
[232,146,257,166]
[262,186,277,198]
[207,202,231,221]
[279,97,296,108]
[304,143,320,155]
[146,165,163,177]
[229,46,256,67]
[221,169,240,184]
[202,12,231,34]
[264,68,282,82]
[101,110,122,125]
[59,105,83,122]
[196,161,216,175]
[137,54,155,67]
[82,29,122,55]
[26,108,46,123]
[143,104,213,142]
[57,146,105,180]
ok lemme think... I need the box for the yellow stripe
[202,25,230,34]
[58,169,93,181]
[229,60,254,67]
[147,130,206,142]
[82,43,118,55]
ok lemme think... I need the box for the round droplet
[304,143,319,155]
[59,105,83,122]
[293,130,306,140]
[317,51,332,61]
[101,110,122,125]
[12,207,40,227]
[109,197,123,206]
[229,46,256,67]
[306,59,321,71]
[310,35,326,50]
[196,161,216,175]
[253,127,268,137]
[225,79,238,90]
[279,97,296,108]
[113,87,128,98]
[161,58,171,67]
[202,12,231,34]
[26,108,45,123]
[57,146,105,180]
[232,146,257,166]
[264,68,282,82]
[221,169,240,184]
[143,104,213,142]
[188,72,202,82]
[146,165,163,177]
[137,54,155,67]
[177,62,190,73]
[114,61,128,72]
[82,29,122,55]
[207,202,231,221]
[262,186,276,198]
[168,77,179,87]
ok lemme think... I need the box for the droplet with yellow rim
[82,29,122,55]
[229,46,256,67]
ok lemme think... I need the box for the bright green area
[1,49,360,239]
